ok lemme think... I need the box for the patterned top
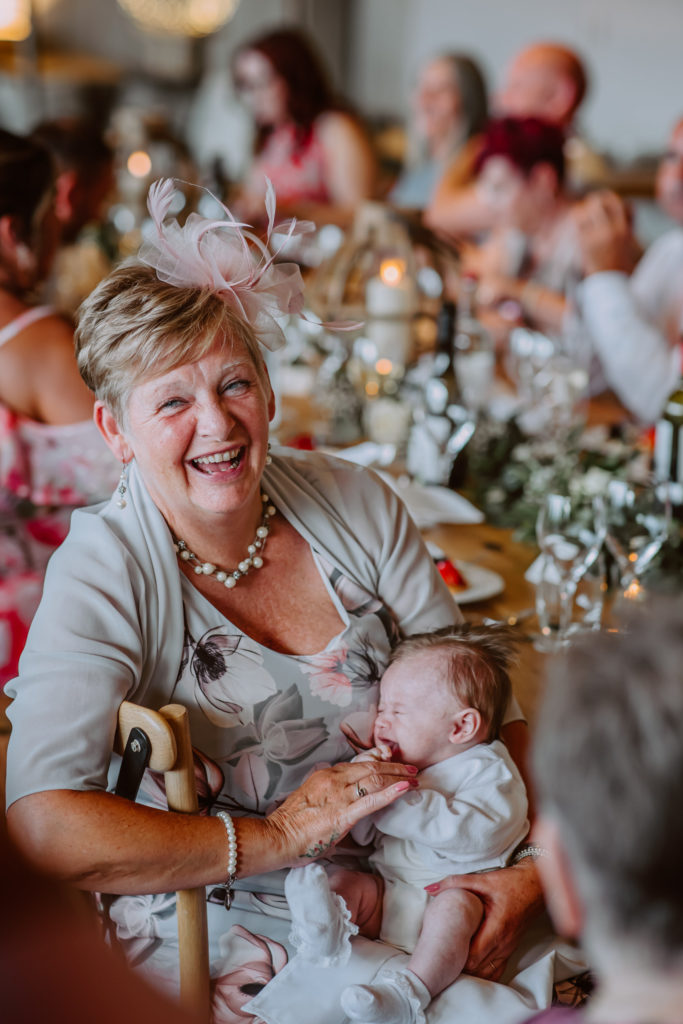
[251,122,331,205]
[0,306,119,685]
[110,549,400,1015]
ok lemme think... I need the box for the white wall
[346,0,683,160]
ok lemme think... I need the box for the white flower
[575,467,612,497]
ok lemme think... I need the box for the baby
[285,623,529,1024]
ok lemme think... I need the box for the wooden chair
[114,702,211,1022]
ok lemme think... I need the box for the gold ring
[355,781,368,800]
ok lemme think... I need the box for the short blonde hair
[75,261,268,422]
[390,623,517,741]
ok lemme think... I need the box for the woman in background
[390,53,488,212]
[0,129,118,685]
[232,26,378,225]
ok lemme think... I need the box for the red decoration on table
[436,558,468,590]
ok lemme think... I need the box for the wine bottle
[654,373,683,512]
[454,274,494,416]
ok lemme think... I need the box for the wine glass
[604,477,672,603]
[535,491,607,648]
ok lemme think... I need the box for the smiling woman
[3,178,508,1020]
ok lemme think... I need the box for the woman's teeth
[193,449,242,468]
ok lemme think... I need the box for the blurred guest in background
[0,129,118,686]
[2,820,195,1024]
[525,598,683,1024]
[31,117,115,316]
[495,43,586,134]
[571,117,683,423]
[389,52,488,212]
[232,26,378,225]
[463,115,579,338]
[427,41,605,236]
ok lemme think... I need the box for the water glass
[573,550,607,632]
[604,476,672,602]
[533,555,569,651]
[535,491,607,646]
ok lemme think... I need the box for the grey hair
[390,622,517,741]
[533,597,683,962]
[74,261,269,422]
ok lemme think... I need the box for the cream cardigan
[6,448,463,807]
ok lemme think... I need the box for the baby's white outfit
[352,740,529,953]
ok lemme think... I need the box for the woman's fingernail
[394,781,413,792]
[405,765,418,774]
[424,883,440,892]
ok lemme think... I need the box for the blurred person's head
[475,116,566,231]
[413,53,488,159]
[656,117,683,224]
[233,27,337,147]
[497,43,587,129]
[31,117,114,244]
[0,128,59,294]
[533,598,683,977]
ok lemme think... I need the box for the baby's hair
[389,623,518,741]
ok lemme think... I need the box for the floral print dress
[109,551,400,1022]
[0,398,119,686]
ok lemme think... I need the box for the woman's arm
[316,111,378,208]
[7,760,417,894]
[0,312,94,424]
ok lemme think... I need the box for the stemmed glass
[535,491,607,648]
[604,477,672,603]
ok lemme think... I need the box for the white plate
[448,561,505,605]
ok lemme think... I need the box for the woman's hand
[265,760,418,865]
[424,857,545,982]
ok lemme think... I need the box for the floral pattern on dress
[189,628,278,728]
[0,401,119,686]
[133,553,399,1021]
[212,924,287,1023]
[219,685,329,813]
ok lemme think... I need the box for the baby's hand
[353,743,394,763]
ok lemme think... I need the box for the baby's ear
[449,707,482,745]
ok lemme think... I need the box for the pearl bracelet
[510,842,550,866]
[216,811,238,909]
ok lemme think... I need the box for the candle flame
[380,259,406,287]
[127,151,152,178]
[375,358,393,375]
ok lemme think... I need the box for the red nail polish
[424,883,440,892]
[405,765,418,774]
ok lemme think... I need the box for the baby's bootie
[284,862,358,966]
[341,968,430,1024]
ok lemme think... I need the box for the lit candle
[365,258,418,318]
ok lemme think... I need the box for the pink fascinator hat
[139,177,328,352]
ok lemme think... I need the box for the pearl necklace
[174,492,277,589]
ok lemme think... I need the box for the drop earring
[116,460,130,508]
[265,441,272,466]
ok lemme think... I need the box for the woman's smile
[190,445,245,474]
[111,337,274,538]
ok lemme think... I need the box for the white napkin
[375,471,483,529]
[322,444,483,528]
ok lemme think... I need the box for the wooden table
[423,521,546,727]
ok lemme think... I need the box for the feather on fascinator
[139,177,344,352]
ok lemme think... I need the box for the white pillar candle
[365,258,418,318]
